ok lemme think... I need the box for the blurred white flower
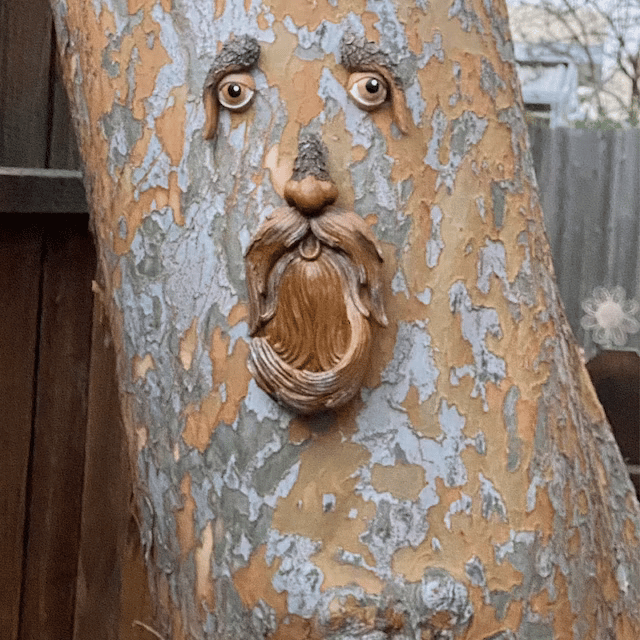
[581,286,639,347]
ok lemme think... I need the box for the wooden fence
[1,0,152,638]
[0,1,637,637]
[529,126,640,360]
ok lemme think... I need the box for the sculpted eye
[347,72,388,110]
[217,72,256,111]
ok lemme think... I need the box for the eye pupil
[227,84,242,98]
[365,78,380,94]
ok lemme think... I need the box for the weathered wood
[530,126,640,358]
[0,168,87,214]
[48,59,82,171]
[0,221,44,640]
[73,302,153,640]
[19,217,95,640]
[0,0,53,168]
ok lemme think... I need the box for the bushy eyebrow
[339,32,401,85]
[204,35,261,90]
[339,32,408,134]
[203,35,261,139]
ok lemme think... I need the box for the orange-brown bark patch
[502,600,524,635]
[360,12,380,43]
[402,385,440,436]
[288,417,313,445]
[233,545,287,611]
[171,609,186,640]
[106,12,171,122]
[530,585,551,614]
[404,11,434,54]
[175,473,196,559]
[388,127,429,185]
[270,614,318,640]
[292,64,325,125]
[466,580,517,640]
[133,353,155,380]
[320,111,357,208]
[129,126,154,168]
[194,521,216,616]
[271,431,375,572]
[228,301,248,327]
[179,318,198,370]
[577,490,589,516]
[135,424,148,452]
[551,570,577,639]
[155,86,188,166]
[624,513,640,545]
[524,486,555,543]
[351,145,367,164]
[264,144,295,199]
[210,327,252,424]
[567,529,581,556]
[183,391,223,452]
[257,11,270,31]
[616,614,640,640]
[597,558,620,603]
[128,0,171,11]
[370,462,426,501]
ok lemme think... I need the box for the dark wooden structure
[1,1,152,638]
[0,2,637,639]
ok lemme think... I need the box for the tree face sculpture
[203,34,394,414]
[49,1,640,639]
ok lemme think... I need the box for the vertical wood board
[72,302,153,640]
[0,222,44,640]
[0,0,53,168]
[19,218,96,640]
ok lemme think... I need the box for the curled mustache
[245,206,387,413]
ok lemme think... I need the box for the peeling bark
[50,1,640,638]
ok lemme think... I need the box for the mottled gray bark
[50,1,640,639]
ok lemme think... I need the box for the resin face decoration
[203,33,412,414]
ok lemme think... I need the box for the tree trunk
[49,1,640,638]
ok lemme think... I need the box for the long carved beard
[245,207,387,413]
[264,245,351,372]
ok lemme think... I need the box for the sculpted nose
[284,133,338,216]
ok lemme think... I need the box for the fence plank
[73,303,153,640]
[48,59,81,171]
[19,218,96,640]
[0,0,53,168]
[0,222,44,640]
[530,126,640,358]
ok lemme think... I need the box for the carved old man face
[203,34,408,414]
